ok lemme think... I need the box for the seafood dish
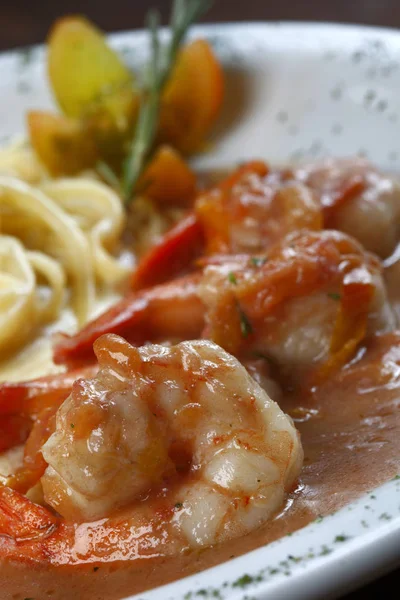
[1,3,400,599]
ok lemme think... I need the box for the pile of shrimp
[1,156,400,562]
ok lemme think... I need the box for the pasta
[0,138,46,184]
[0,141,130,358]
[40,178,129,287]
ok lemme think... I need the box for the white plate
[1,21,400,600]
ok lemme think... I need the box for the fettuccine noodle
[0,141,130,358]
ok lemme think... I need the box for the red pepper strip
[0,485,57,541]
[6,406,60,494]
[131,213,204,290]
[0,365,97,417]
[0,415,31,453]
[54,274,204,367]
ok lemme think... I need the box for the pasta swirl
[0,158,129,357]
[0,237,65,353]
[0,176,94,325]
[40,178,129,286]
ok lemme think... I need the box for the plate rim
[1,19,400,600]
[3,19,400,59]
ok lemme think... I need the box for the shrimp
[199,230,395,383]
[54,273,205,365]
[38,335,303,547]
[384,242,400,325]
[131,157,400,292]
[196,161,322,254]
[295,157,400,257]
[132,161,322,289]
[55,231,395,385]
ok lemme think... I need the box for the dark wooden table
[2,0,400,50]
[0,1,399,598]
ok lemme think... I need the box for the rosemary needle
[122,0,213,203]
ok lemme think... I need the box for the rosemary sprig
[122,0,213,203]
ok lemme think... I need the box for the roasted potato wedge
[48,16,133,119]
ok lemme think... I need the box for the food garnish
[28,0,223,204]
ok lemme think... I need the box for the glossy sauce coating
[1,332,399,599]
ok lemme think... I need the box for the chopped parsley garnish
[334,534,349,543]
[174,502,183,509]
[232,573,254,588]
[237,304,253,338]
[228,271,237,285]
[93,566,99,572]
[327,292,341,301]
[314,515,324,523]
[70,423,75,429]
[379,512,391,520]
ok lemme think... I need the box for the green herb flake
[232,574,254,588]
[315,515,324,523]
[392,474,400,480]
[18,47,35,68]
[174,502,183,509]
[196,590,207,597]
[379,512,392,521]
[228,271,237,285]
[249,257,267,268]
[70,423,75,429]
[334,534,349,543]
[93,566,99,572]
[237,304,253,338]
[288,554,302,563]
[327,292,341,301]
